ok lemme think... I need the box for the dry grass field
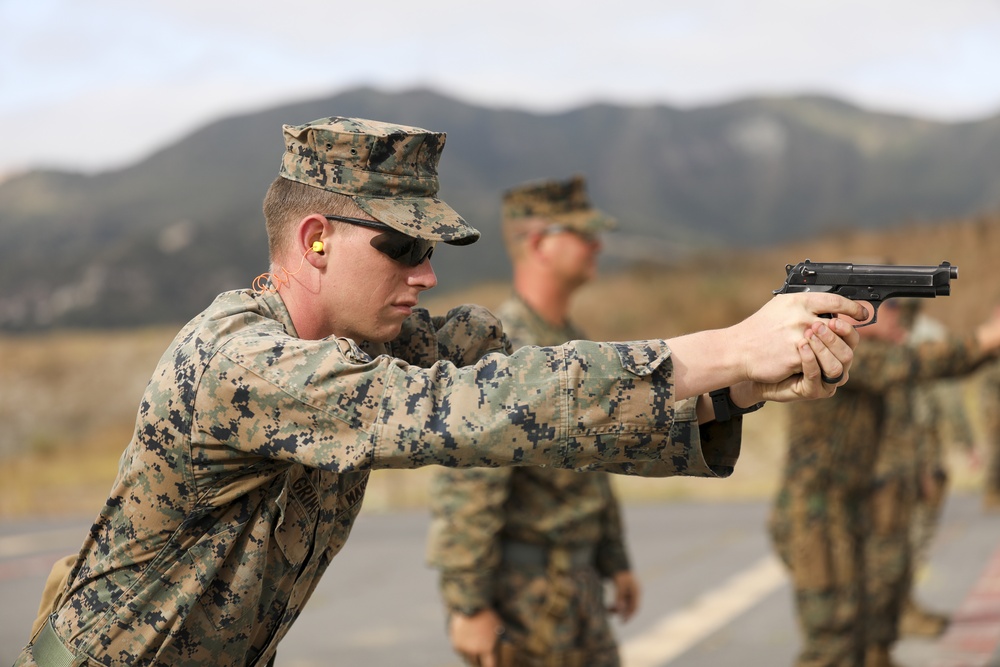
[2,213,999,517]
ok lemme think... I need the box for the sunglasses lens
[370,233,435,266]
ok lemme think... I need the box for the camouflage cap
[501,174,617,245]
[280,117,479,245]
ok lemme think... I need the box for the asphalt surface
[2,493,999,666]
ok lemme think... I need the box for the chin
[368,324,404,344]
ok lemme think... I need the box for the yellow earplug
[253,241,325,294]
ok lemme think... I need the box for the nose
[409,259,438,290]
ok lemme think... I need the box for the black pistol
[773,260,958,325]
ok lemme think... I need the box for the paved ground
[2,493,999,666]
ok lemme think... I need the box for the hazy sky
[3,0,1000,175]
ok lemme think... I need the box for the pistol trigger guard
[855,303,877,327]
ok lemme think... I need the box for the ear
[528,228,555,258]
[296,214,332,267]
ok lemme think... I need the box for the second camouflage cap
[279,116,480,245]
[502,174,617,235]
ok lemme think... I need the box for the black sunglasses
[324,215,435,267]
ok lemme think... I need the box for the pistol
[772,260,958,325]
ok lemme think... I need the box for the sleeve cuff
[439,571,495,616]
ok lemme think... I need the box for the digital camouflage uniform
[769,334,991,667]
[16,118,743,667]
[428,293,633,667]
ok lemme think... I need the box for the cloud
[2,0,999,173]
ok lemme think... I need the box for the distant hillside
[5,214,1000,515]
[1,87,999,331]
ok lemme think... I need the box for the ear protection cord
[252,242,324,294]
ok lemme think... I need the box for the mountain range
[1,86,999,331]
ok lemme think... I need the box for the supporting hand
[670,292,864,403]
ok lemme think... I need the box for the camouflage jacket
[23,289,740,667]
[982,358,1000,435]
[779,334,989,497]
[904,315,976,469]
[426,294,631,615]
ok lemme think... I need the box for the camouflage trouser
[769,480,913,667]
[492,561,619,667]
[909,467,948,572]
[770,487,865,667]
[866,476,915,646]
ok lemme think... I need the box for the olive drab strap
[28,618,75,667]
[29,555,76,641]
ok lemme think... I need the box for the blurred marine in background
[770,298,1000,667]
[897,302,976,636]
[427,176,638,667]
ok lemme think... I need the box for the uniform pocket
[187,472,319,634]
[273,471,318,569]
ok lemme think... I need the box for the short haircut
[503,217,548,262]
[262,177,366,260]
